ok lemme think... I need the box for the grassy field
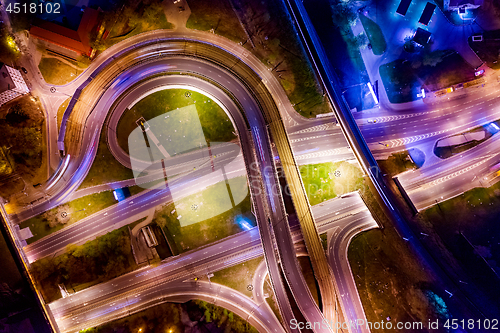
[348,227,446,328]
[210,257,263,297]
[116,89,236,155]
[57,98,70,131]
[104,2,173,47]
[419,182,500,308]
[380,52,475,103]
[186,0,247,43]
[153,176,254,253]
[30,225,136,303]
[350,170,500,324]
[299,161,364,206]
[379,59,420,103]
[348,178,451,328]
[359,14,386,55]
[0,96,46,199]
[20,191,116,244]
[79,300,258,333]
[78,126,135,189]
[186,0,331,118]
[377,151,417,177]
[38,58,82,85]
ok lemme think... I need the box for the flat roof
[396,0,412,16]
[419,2,436,25]
[0,63,15,94]
[29,7,99,56]
[413,28,432,46]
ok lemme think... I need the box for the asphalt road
[50,192,373,333]
[7,16,500,333]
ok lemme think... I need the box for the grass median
[0,95,46,199]
[79,300,258,333]
[116,88,236,155]
[210,257,263,297]
[78,125,135,189]
[20,191,117,244]
[187,0,331,117]
[153,176,254,254]
[38,57,82,85]
[31,223,138,303]
[359,14,386,55]
[299,161,364,206]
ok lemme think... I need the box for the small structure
[445,0,484,11]
[29,7,101,60]
[0,63,30,107]
[413,28,432,46]
[419,2,436,25]
[396,0,412,16]
[141,226,158,248]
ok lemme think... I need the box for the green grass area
[419,182,500,306]
[187,0,331,117]
[20,191,117,244]
[348,180,450,326]
[116,89,236,155]
[380,52,475,103]
[359,14,386,55]
[186,0,247,43]
[38,58,82,85]
[0,96,46,199]
[377,151,417,177]
[298,256,320,307]
[434,122,499,159]
[79,126,135,189]
[210,257,263,297]
[350,175,499,322]
[379,59,420,103]
[102,2,173,49]
[79,300,258,333]
[0,26,20,63]
[348,227,446,327]
[57,98,70,131]
[299,161,364,206]
[128,185,146,196]
[30,225,136,303]
[320,233,328,250]
[153,176,254,254]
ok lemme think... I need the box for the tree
[423,50,449,67]
[331,1,357,34]
[6,104,28,125]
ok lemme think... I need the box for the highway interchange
[2,4,500,333]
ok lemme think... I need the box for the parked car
[21,67,28,74]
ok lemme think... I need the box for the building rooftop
[29,7,100,56]
[449,0,484,8]
[0,63,15,94]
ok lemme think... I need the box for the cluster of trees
[98,0,170,38]
[80,300,258,333]
[0,101,43,178]
[31,227,134,303]
[194,300,258,333]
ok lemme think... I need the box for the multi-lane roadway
[5,8,500,333]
